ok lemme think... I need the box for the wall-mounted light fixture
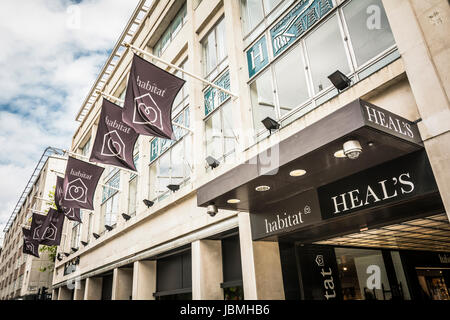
[143,199,154,208]
[167,184,180,192]
[81,241,88,246]
[105,224,114,232]
[122,213,131,221]
[328,70,351,91]
[206,156,220,169]
[93,233,100,239]
[261,117,280,135]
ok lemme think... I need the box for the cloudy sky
[0,0,138,245]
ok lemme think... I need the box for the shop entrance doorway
[416,267,450,300]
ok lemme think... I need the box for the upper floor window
[70,219,82,250]
[128,144,139,216]
[202,17,227,80]
[80,138,91,157]
[102,170,120,229]
[154,3,188,57]
[240,0,282,35]
[248,0,397,136]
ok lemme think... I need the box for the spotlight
[143,199,154,208]
[122,213,131,221]
[206,156,220,169]
[93,233,100,239]
[167,184,180,192]
[206,204,218,217]
[71,247,78,252]
[64,252,70,257]
[328,70,351,91]
[57,253,62,261]
[261,117,280,134]
[343,140,362,160]
[81,241,88,246]
[105,224,114,232]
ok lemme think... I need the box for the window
[172,60,189,116]
[154,3,187,57]
[342,0,395,67]
[70,221,81,250]
[86,212,93,243]
[304,14,351,94]
[149,137,191,202]
[202,18,227,80]
[247,0,397,135]
[128,146,139,216]
[240,0,282,34]
[205,101,236,162]
[80,138,91,157]
[102,171,120,229]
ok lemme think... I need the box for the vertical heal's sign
[61,156,104,210]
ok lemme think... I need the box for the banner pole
[123,42,238,99]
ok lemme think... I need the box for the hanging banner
[55,176,81,223]
[30,209,65,246]
[90,99,139,171]
[22,228,40,258]
[122,54,185,139]
[61,156,105,210]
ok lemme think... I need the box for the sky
[0,0,139,246]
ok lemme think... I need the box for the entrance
[416,268,450,300]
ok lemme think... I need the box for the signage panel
[250,189,322,240]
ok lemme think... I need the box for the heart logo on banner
[65,208,75,218]
[68,184,86,201]
[26,242,35,252]
[138,102,158,124]
[107,137,123,157]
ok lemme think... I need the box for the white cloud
[0,0,138,245]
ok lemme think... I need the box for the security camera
[343,140,362,160]
[207,204,218,217]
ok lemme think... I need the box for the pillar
[238,212,285,300]
[112,268,133,300]
[132,260,156,300]
[382,0,450,220]
[57,286,72,300]
[192,240,224,300]
[84,277,103,300]
[73,280,85,300]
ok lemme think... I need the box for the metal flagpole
[50,169,121,192]
[123,42,238,99]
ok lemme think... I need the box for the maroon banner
[122,54,185,139]
[30,209,65,246]
[55,176,81,222]
[61,156,104,210]
[90,99,139,171]
[22,228,40,258]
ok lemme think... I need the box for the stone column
[57,286,72,300]
[84,277,103,300]
[52,288,58,300]
[112,268,133,300]
[73,280,85,300]
[238,212,285,300]
[132,261,156,300]
[382,0,450,220]
[192,240,224,300]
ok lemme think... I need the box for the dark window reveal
[155,250,192,299]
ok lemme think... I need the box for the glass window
[241,0,264,34]
[205,102,236,162]
[87,212,93,243]
[273,44,309,116]
[263,0,282,14]
[71,222,81,249]
[250,70,276,132]
[335,247,391,300]
[154,3,187,57]
[305,15,351,94]
[80,138,91,157]
[128,176,138,216]
[343,0,395,67]
[102,172,120,228]
[202,18,227,78]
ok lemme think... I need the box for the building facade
[0,148,66,300]
[52,0,450,300]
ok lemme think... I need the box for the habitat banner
[55,176,81,223]
[61,156,104,210]
[30,209,65,246]
[22,228,40,258]
[122,54,185,139]
[90,99,139,171]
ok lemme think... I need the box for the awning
[197,99,423,212]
